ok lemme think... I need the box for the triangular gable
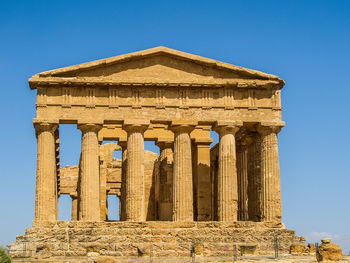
[29,46,284,89]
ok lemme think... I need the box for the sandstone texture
[11,47,304,262]
[94,256,120,263]
[308,243,316,254]
[316,238,342,262]
[290,243,309,255]
[289,238,317,256]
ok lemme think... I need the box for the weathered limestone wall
[59,165,79,195]
[106,161,122,195]
[59,144,159,221]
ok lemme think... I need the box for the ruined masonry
[10,47,304,261]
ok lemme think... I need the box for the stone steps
[10,221,304,261]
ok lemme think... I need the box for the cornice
[29,78,284,90]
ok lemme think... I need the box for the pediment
[29,47,284,89]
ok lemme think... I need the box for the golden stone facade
[10,47,304,261]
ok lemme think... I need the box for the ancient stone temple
[10,47,304,261]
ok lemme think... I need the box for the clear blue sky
[1,0,349,253]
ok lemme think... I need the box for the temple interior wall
[59,146,159,221]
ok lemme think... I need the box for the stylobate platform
[10,221,304,262]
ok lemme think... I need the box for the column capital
[156,138,174,149]
[257,121,285,135]
[118,137,128,149]
[193,138,213,146]
[237,135,253,149]
[70,192,78,199]
[34,121,58,134]
[123,119,150,132]
[170,120,197,133]
[213,120,242,135]
[78,123,103,133]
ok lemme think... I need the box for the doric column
[210,144,219,221]
[193,138,212,221]
[213,121,242,221]
[119,138,127,221]
[237,137,250,221]
[70,192,78,221]
[117,192,122,220]
[170,121,197,221]
[247,133,262,222]
[156,139,174,221]
[34,122,58,222]
[257,123,284,223]
[99,151,108,221]
[123,120,149,221]
[78,123,102,221]
[54,130,60,220]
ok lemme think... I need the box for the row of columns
[34,120,283,223]
[230,125,283,223]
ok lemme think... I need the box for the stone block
[94,256,120,263]
[308,243,316,254]
[316,238,342,262]
[290,243,308,255]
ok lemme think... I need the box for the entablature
[32,47,285,126]
[35,85,282,111]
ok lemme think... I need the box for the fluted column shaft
[78,124,102,221]
[171,122,196,221]
[70,193,78,221]
[34,123,58,222]
[156,140,174,221]
[99,154,108,221]
[193,139,212,221]
[214,121,242,221]
[123,121,149,221]
[247,134,261,221]
[119,140,127,221]
[237,141,249,221]
[257,125,283,222]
